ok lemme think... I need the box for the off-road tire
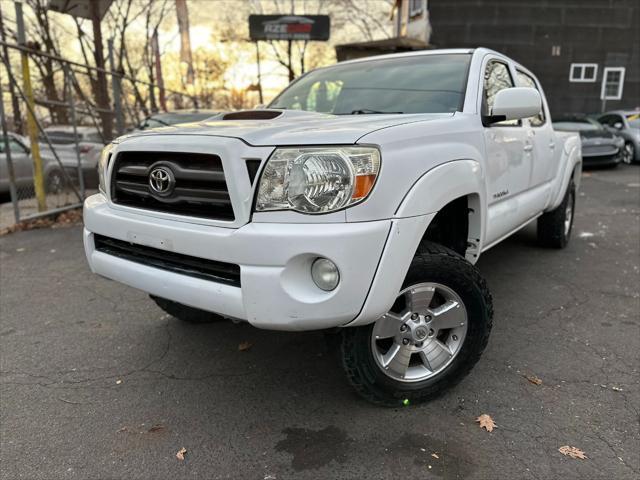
[537,180,575,248]
[340,242,493,407]
[150,295,224,324]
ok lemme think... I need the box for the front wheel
[341,242,493,407]
[622,142,635,165]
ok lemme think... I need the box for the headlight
[98,144,113,194]
[256,146,380,214]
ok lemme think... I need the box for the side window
[483,61,519,126]
[0,139,27,154]
[516,70,545,127]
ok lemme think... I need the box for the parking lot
[1,165,638,480]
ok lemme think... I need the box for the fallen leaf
[431,453,440,459]
[238,341,253,352]
[115,379,122,385]
[524,374,543,385]
[176,447,187,461]
[612,386,623,392]
[16,248,25,252]
[559,445,587,459]
[148,425,166,433]
[476,414,496,432]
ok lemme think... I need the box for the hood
[116,109,454,146]
[579,129,614,140]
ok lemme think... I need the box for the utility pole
[90,0,113,140]
[14,1,46,211]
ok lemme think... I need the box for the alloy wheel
[371,283,468,382]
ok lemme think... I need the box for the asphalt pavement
[1,165,639,480]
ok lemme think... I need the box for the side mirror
[485,87,542,125]
[613,122,623,130]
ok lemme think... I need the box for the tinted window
[0,138,27,154]
[483,61,518,126]
[516,70,545,127]
[270,54,471,114]
[598,114,622,127]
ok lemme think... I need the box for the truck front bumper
[84,193,433,331]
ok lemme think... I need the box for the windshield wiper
[349,109,404,115]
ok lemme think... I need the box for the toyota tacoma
[84,48,581,406]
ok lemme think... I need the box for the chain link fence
[1,23,198,229]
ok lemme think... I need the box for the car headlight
[98,144,113,194]
[255,146,381,214]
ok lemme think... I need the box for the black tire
[622,142,635,165]
[150,295,225,324]
[340,242,493,407]
[537,180,575,249]
[45,170,64,194]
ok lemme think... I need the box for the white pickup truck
[84,48,581,406]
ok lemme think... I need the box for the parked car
[0,132,65,200]
[38,125,105,188]
[84,48,581,406]
[597,110,640,164]
[553,115,624,168]
[133,110,221,131]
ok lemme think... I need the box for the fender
[395,159,487,261]
[347,160,486,327]
[546,135,582,211]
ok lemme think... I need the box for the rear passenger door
[515,69,556,187]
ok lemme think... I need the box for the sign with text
[249,15,330,41]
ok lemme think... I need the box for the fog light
[311,257,340,291]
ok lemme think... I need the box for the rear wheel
[150,295,225,324]
[341,242,493,407]
[537,180,575,248]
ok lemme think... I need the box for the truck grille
[94,234,241,287]
[110,151,234,220]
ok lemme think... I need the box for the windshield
[626,113,640,129]
[269,53,471,115]
[553,118,602,132]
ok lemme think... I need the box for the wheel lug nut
[400,325,407,332]
[402,338,410,345]
[416,341,423,347]
[425,315,432,321]
[411,313,419,321]
[428,328,435,337]
[452,334,458,341]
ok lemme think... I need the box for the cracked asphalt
[1,166,639,480]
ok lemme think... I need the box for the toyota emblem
[149,166,175,195]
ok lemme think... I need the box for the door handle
[524,144,534,152]
[549,142,556,149]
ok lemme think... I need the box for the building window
[569,63,598,82]
[551,45,561,57]
[601,67,625,100]
[409,0,423,17]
